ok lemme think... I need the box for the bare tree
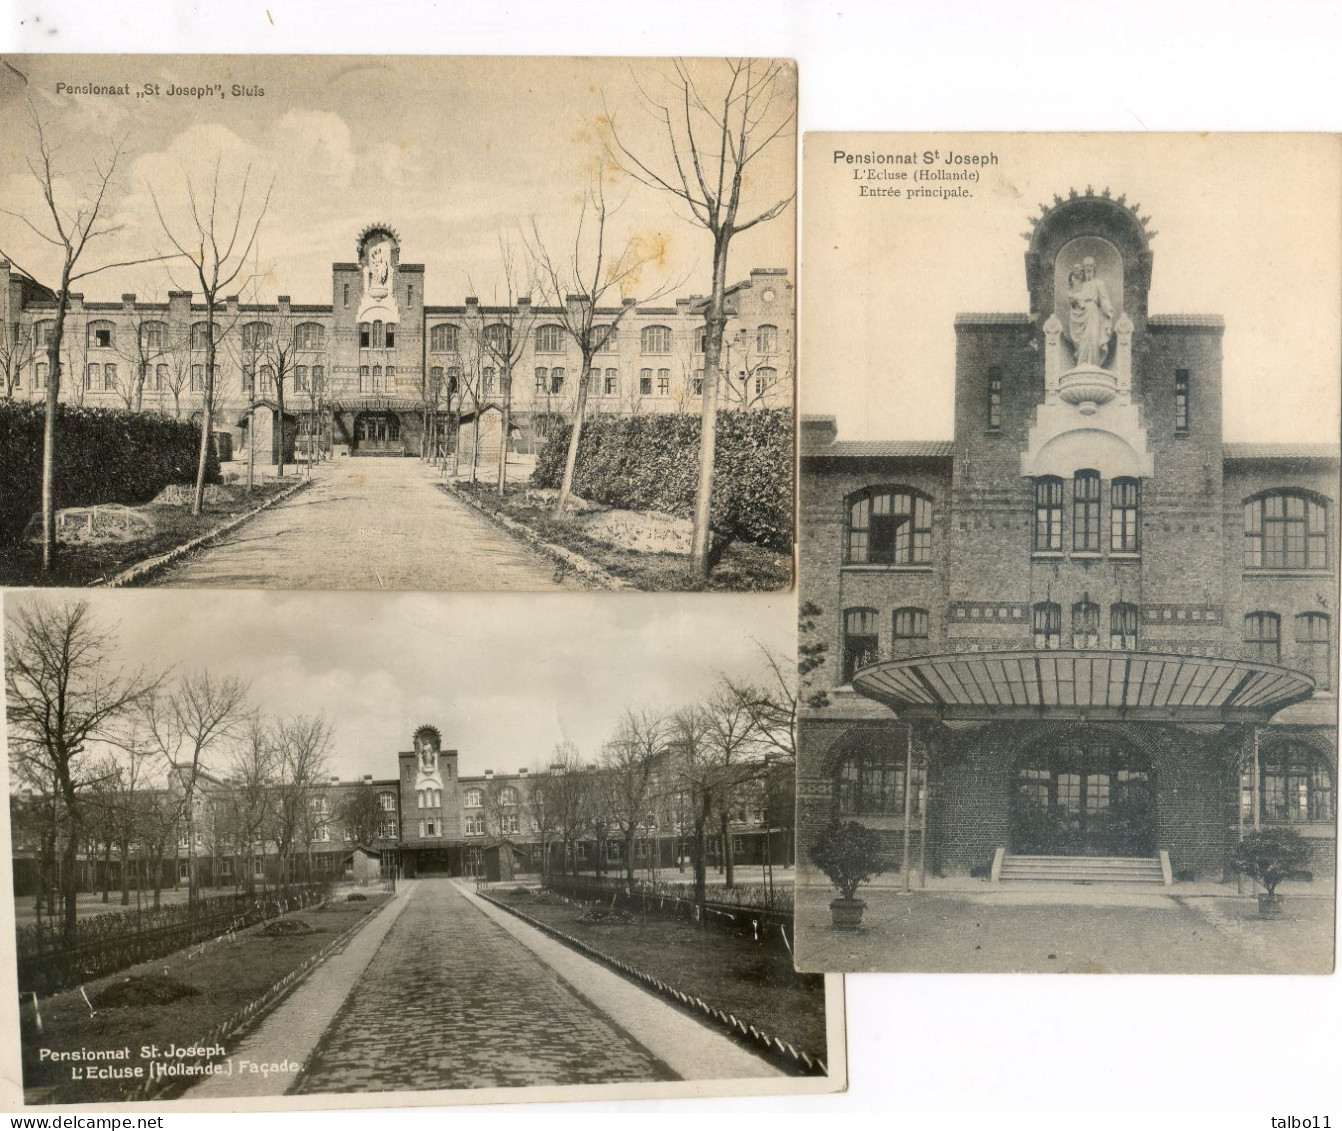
[226,715,276,895]
[336,782,383,847]
[255,306,300,478]
[0,316,34,399]
[607,59,796,577]
[702,685,764,889]
[149,159,271,515]
[601,709,670,883]
[527,165,681,515]
[4,599,159,943]
[468,241,539,496]
[145,670,251,910]
[270,714,333,893]
[110,293,172,412]
[0,102,177,570]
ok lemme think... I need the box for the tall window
[259,365,274,393]
[155,363,168,390]
[499,786,519,806]
[84,363,98,390]
[1111,478,1140,552]
[838,749,924,818]
[846,487,933,566]
[190,364,203,391]
[1174,369,1190,433]
[1244,490,1329,570]
[639,368,653,395]
[842,608,880,683]
[294,322,325,350]
[550,367,565,394]
[656,368,670,395]
[464,788,483,808]
[603,369,618,396]
[1250,743,1335,824]
[891,608,929,657]
[1033,477,1063,551]
[534,367,548,394]
[640,325,672,354]
[535,324,564,353]
[359,322,370,349]
[483,323,510,354]
[429,323,459,353]
[34,321,53,348]
[385,323,396,348]
[1245,612,1281,663]
[1073,470,1101,552]
[190,322,211,349]
[88,320,115,348]
[1032,602,1061,649]
[987,367,1002,430]
[483,368,495,395]
[295,365,309,392]
[102,363,117,391]
[141,321,166,350]
[1296,613,1331,690]
[242,321,270,351]
[35,362,47,389]
[596,325,617,352]
[755,366,777,396]
[692,370,704,395]
[1110,603,1139,650]
[1071,601,1100,648]
[756,324,778,353]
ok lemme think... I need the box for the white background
[3,1,1341,1124]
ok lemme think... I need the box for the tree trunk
[276,383,286,478]
[101,841,112,902]
[192,304,216,515]
[119,844,131,905]
[624,828,637,884]
[469,406,481,485]
[721,808,734,888]
[41,278,72,572]
[555,356,593,516]
[496,375,511,496]
[689,233,731,578]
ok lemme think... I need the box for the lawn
[488,887,827,1063]
[20,893,389,1105]
[0,478,299,587]
[443,481,793,592]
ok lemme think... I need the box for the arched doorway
[1011,732,1155,856]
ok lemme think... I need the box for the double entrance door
[1011,735,1156,856]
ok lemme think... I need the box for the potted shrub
[1228,827,1311,918]
[809,819,886,929]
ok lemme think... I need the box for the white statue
[1065,256,1114,367]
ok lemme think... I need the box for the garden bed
[488,888,825,1060]
[20,893,389,1105]
[0,478,299,587]
[445,481,792,592]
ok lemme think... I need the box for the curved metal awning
[852,649,1314,723]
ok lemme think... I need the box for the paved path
[292,877,678,1094]
[150,459,572,590]
[187,882,417,1099]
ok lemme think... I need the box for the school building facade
[799,189,1339,886]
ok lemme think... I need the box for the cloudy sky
[3,590,793,781]
[0,55,795,307]
[803,132,1341,443]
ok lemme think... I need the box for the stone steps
[999,853,1168,884]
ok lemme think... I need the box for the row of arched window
[28,319,329,353]
[843,484,1332,571]
[840,604,1332,688]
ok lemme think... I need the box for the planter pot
[1257,892,1285,919]
[829,896,866,930]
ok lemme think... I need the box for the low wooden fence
[16,883,331,997]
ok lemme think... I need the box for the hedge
[0,400,220,546]
[532,409,793,551]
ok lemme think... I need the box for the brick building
[11,724,789,896]
[0,223,792,462]
[799,189,1338,885]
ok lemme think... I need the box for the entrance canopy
[852,650,1314,723]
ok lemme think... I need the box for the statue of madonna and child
[1065,256,1115,367]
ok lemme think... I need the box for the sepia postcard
[795,132,1340,974]
[0,55,795,594]
[0,588,842,1110]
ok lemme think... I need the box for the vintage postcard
[795,132,1340,973]
[0,588,842,1109]
[0,55,795,593]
